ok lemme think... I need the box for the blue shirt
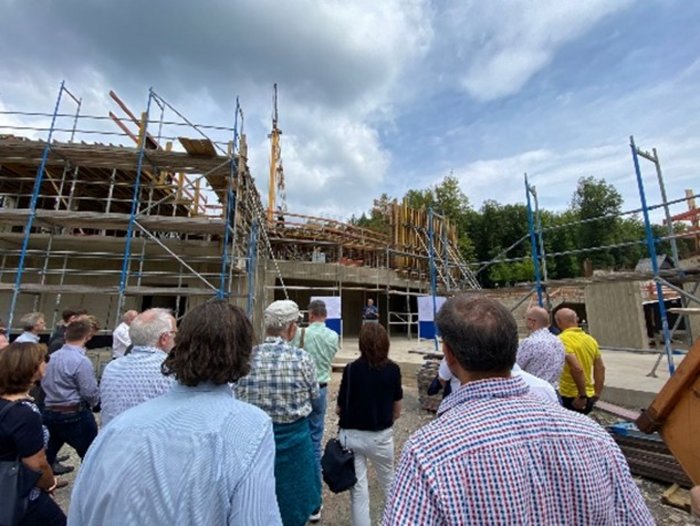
[99,346,175,428]
[15,332,40,343]
[42,343,99,407]
[68,382,282,526]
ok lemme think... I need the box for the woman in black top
[336,323,402,526]
[0,342,66,526]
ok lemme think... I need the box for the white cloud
[439,0,634,101]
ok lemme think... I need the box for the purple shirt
[516,327,566,387]
[42,343,100,408]
[383,376,653,525]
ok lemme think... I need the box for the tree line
[351,175,694,288]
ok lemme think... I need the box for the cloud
[433,0,634,101]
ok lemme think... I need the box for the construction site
[3,82,700,519]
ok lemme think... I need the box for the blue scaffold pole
[246,219,259,316]
[524,174,543,307]
[630,136,675,375]
[428,208,439,353]
[219,99,240,299]
[116,89,154,318]
[7,82,66,331]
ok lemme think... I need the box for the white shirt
[512,364,558,404]
[438,358,462,394]
[112,322,131,359]
[15,332,40,343]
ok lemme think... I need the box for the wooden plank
[178,137,217,157]
[661,484,692,513]
[636,338,700,484]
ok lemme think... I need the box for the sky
[1,0,699,225]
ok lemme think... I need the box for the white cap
[264,300,301,329]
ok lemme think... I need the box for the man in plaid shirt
[234,300,320,525]
[383,296,653,525]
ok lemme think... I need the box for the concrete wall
[585,281,648,349]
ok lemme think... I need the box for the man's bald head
[525,307,550,332]
[555,308,578,330]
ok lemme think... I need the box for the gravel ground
[51,359,697,525]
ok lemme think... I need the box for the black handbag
[321,364,357,493]
[321,437,357,493]
[0,401,43,526]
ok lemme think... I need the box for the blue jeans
[309,386,327,475]
[43,409,97,465]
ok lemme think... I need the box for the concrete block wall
[585,281,648,349]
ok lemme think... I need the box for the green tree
[571,176,623,268]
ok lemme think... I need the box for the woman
[336,323,403,526]
[0,342,66,526]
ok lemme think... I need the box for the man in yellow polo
[556,308,605,414]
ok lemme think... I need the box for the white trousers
[338,427,394,526]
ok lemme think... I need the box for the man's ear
[443,341,456,367]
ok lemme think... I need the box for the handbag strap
[0,400,19,422]
[339,364,352,448]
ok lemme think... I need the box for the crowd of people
[0,295,696,525]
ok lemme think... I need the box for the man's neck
[65,340,86,348]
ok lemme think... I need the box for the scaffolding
[0,83,264,331]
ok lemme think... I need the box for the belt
[319,383,328,389]
[45,403,82,413]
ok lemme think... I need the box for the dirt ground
[51,338,696,524]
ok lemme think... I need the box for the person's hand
[572,397,587,411]
[691,485,700,517]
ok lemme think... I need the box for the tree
[571,176,623,268]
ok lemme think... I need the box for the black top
[337,358,402,431]
[0,398,44,461]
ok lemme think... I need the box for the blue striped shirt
[99,345,175,427]
[68,383,282,526]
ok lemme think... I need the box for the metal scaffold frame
[519,137,700,377]
[0,82,267,332]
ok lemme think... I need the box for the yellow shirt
[558,327,601,398]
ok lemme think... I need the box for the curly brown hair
[359,322,390,368]
[0,342,47,395]
[162,300,254,386]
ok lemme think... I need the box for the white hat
[264,300,301,328]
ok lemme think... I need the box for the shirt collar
[531,327,551,336]
[62,343,86,354]
[562,327,583,334]
[172,382,232,394]
[437,375,529,416]
[263,336,286,345]
[131,345,165,355]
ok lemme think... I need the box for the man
[41,315,100,465]
[516,306,566,388]
[14,312,46,343]
[69,300,282,525]
[362,298,379,323]
[235,300,320,526]
[48,306,87,354]
[112,310,138,359]
[556,308,605,414]
[383,296,653,525]
[291,299,339,522]
[100,308,177,427]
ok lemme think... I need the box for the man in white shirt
[112,310,138,359]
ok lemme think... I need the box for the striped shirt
[516,327,566,387]
[234,337,318,424]
[68,382,281,526]
[99,345,175,427]
[383,376,653,525]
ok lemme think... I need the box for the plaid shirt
[383,376,653,526]
[234,337,318,424]
[516,328,566,387]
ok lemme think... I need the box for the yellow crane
[267,83,286,226]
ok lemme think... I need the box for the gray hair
[122,310,139,324]
[20,312,44,331]
[436,295,518,374]
[308,299,327,318]
[129,308,173,347]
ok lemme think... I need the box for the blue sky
[0,0,698,224]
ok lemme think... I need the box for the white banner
[311,296,341,319]
[417,296,446,322]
